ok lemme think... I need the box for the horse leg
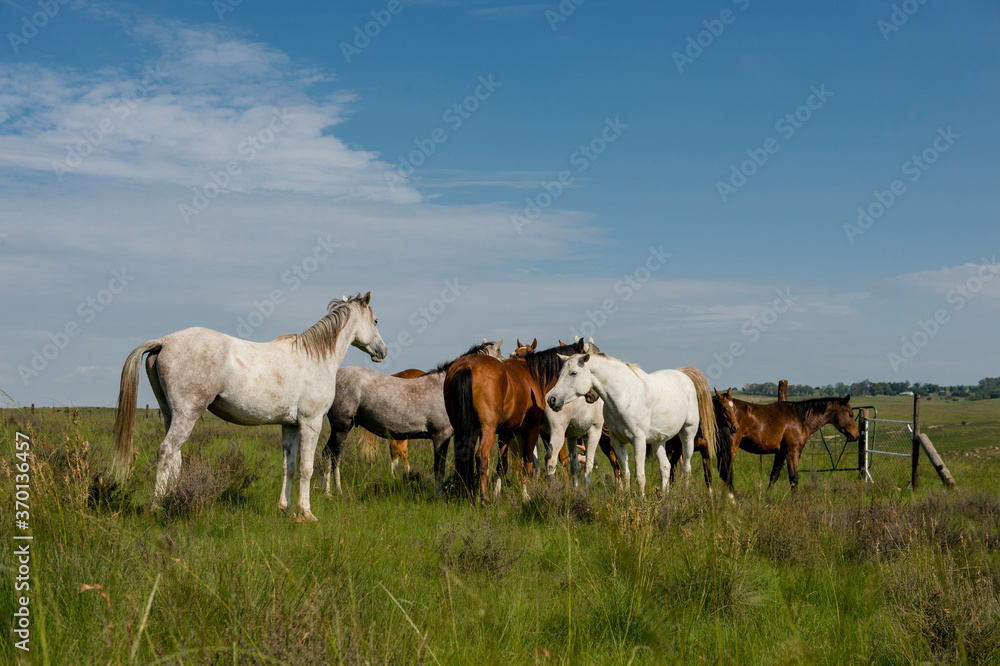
[611,435,630,490]
[583,426,602,487]
[432,431,451,497]
[295,417,323,521]
[145,353,172,434]
[767,450,787,490]
[324,428,349,495]
[786,444,802,492]
[521,422,541,500]
[569,437,581,487]
[279,425,299,514]
[654,442,670,494]
[390,438,409,477]
[476,423,498,502]
[495,432,511,497]
[700,444,712,492]
[632,433,648,499]
[667,444,681,484]
[545,418,568,481]
[152,410,201,499]
[678,423,697,480]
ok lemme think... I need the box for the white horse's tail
[356,428,381,461]
[679,367,717,460]
[112,339,162,483]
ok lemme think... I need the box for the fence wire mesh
[865,418,914,486]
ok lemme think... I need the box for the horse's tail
[356,428,381,461]
[112,339,162,483]
[449,367,478,492]
[679,367,717,461]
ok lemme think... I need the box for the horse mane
[790,396,839,421]
[524,341,583,388]
[277,294,366,361]
[425,341,499,375]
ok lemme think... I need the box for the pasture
[2,398,999,664]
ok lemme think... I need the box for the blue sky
[1,0,998,407]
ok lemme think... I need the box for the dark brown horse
[718,394,859,492]
[444,339,586,500]
[665,388,739,491]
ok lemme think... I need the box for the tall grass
[1,405,999,664]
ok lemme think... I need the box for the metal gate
[799,407,914,486]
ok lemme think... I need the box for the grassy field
[2,399,999,664]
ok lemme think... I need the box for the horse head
[350,291,388,362]
[547,353,593,412]
[511,338,538,358]
[714,388,739,434]
[830,394,859,441]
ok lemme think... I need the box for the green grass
[2,401,999,664]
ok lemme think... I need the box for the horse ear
[516,339,522,348]
[574,336,580,342]
[581,353,590,364]
[726,388,733,398]
[496,338,503,349]
[557,353,570,362]
[530,338,537,350]
[843,394,851,403]
[714,388,722,399]
[589,337,594,344]
[482,337,488,344]
[573,338,585,353]
[362,291,371,306]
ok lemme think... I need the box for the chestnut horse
[718,394,859,492]
[373,339,502,477]
[444,339,587,500]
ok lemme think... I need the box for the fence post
[778,380,788,401]
[858,408,869,481]
[911,393,920,489]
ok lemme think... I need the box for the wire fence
[864,418,914,487]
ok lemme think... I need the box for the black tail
[450,367,478,493]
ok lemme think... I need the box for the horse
[320,339,504,496]
[510,338,607,487]
[718,394,859,493]
[546,352,718,498]
[664,388,739,492]
[444,339,587,501]
[366,339,502,477]
[112,292,387,521]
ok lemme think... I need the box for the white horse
[546,352,717,498]
[112,292,387,521]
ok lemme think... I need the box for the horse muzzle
[729,424,739,434]
[584,388,599,404]
[547,395,564,412]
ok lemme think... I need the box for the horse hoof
[296,512,319,523]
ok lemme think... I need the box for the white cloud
[891,259,1000,299]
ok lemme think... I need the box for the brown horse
[719,394,859,492]
[665,388,739,491]
[444,339,586,500]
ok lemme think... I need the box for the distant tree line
[740,377,1000,401]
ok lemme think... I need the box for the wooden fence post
[911,393,920,489]
[858,408,869,481]
[778,380,788,402]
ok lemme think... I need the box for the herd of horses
[112,293,860,520]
